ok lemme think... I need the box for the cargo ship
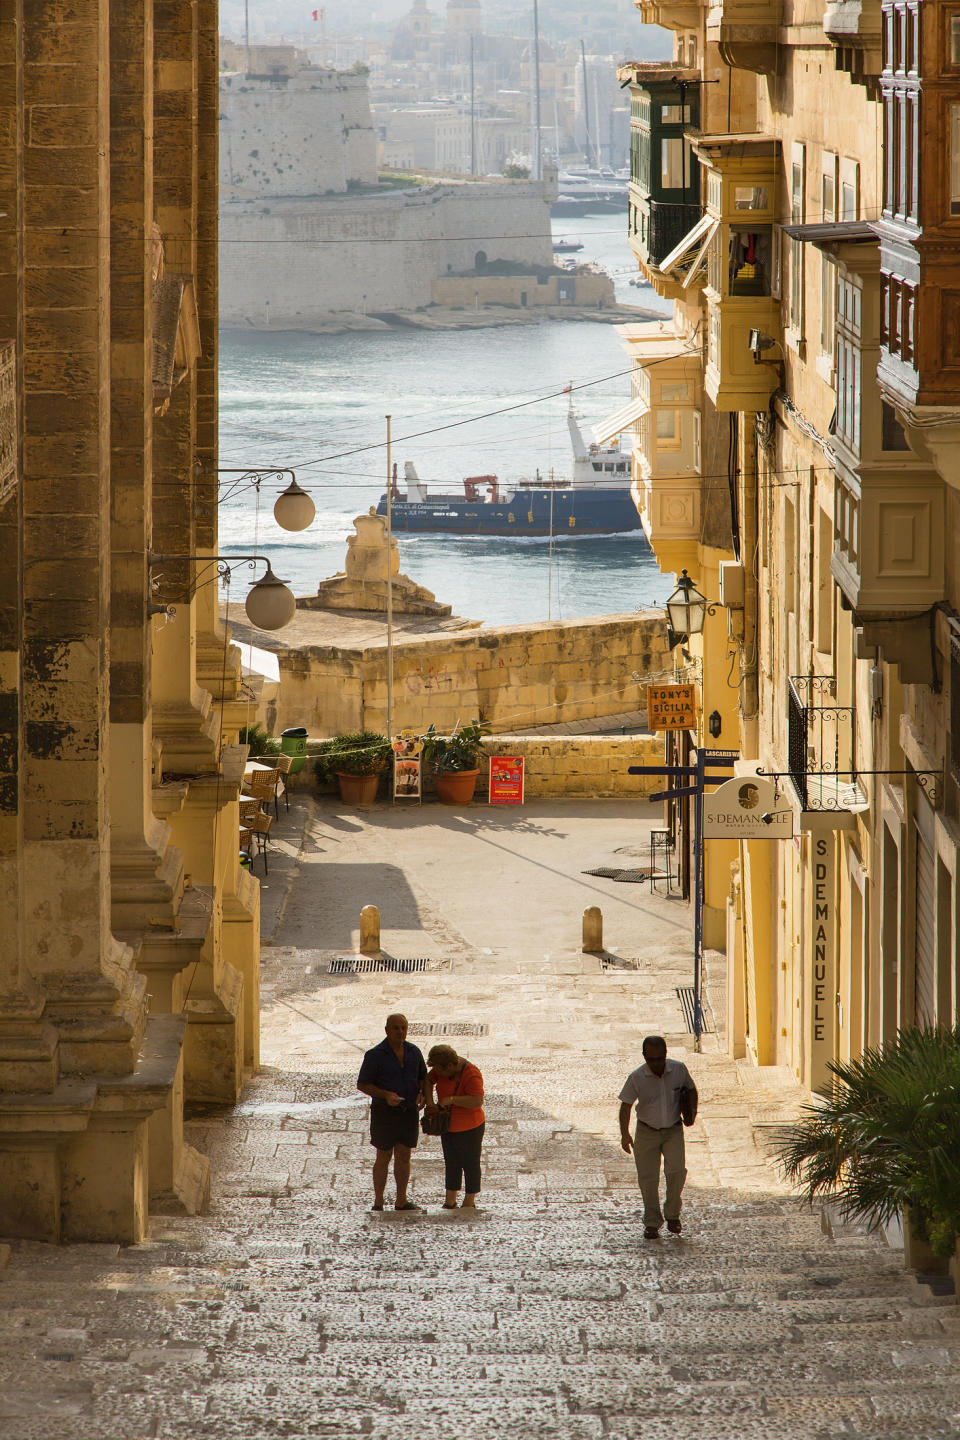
[375,402,643,537]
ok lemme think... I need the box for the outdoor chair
[273,753,292,811]
[248,809,273,874]
[243,764,284,820]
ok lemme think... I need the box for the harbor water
[218,214,672,627]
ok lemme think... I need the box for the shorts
[369,1103,419,1151]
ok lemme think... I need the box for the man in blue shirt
[357,1013,427,1212]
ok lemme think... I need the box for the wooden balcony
[831,467,945,619]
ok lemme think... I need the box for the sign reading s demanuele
[646,683,698,731]
[702,773,794,839]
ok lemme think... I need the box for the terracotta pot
[336,772,380,807]
[435,769,479,805]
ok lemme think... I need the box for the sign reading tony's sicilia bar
[646,683,698,731]
[702,773,794,838]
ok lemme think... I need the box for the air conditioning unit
[719,561,744,608]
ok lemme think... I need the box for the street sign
[646,683,698,731]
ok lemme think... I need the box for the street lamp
[665,569,716,645]
[148,553,297,632]
[273,476,316,532]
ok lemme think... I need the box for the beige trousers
[633,1120,686,1228]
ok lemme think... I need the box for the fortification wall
[220,68,377,198]
[271,610,670,737]
[219,181,555,327]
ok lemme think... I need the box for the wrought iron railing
[648,201,703,267]
[787,675,855,810]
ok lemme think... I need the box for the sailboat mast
[470,33,476,176]
[531,0,542,180]
[580,39,594,168]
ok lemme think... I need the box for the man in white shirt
[619,1035,697,1239]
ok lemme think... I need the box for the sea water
[217,214,672,627]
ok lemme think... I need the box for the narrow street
[1,798,959,1439]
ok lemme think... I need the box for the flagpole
[386,415,394,747]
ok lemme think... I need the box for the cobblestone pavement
[2,799,959,1440]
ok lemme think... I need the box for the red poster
[489,755,524,805]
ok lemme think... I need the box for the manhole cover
[407,1022,488,1036]
[676,986,715,1033]
[327,957,433,975]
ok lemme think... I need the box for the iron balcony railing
[648,200,704,268]
[787,675,856,810]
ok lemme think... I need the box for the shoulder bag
[421,1066,464,1137]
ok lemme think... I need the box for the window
[734,185,770,210]
[840,158,860,220]
[789,148,805,332]
[820,256,835,356]
[661,104,691,124]
[822,152,837,221]
[692,409,702,472]
[951,105,960,214]
[881,401,910,450]
[661,137,686,189]
[952,14,960,64]
[834,276,862,452]
[655,409,681,449]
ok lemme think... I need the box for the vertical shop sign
[809,833,836,1091]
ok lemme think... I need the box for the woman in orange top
[425,1044,485,1209]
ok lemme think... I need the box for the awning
[780,220,876,244]
[657,214,719,289]
[592,394,649,445]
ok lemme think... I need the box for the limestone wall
[309,732,666,799]
[219,181,555,326]
[274,610,670,737]
[220,68,377,198]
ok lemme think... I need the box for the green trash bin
[280,726,308,776]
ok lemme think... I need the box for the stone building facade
[0,0,259,1241]
[622,0,960,1088]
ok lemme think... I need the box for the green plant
[314,731,390,780]
[503,162,530,179]
[424,719,488,775]
[239,723,279,758]
[774,1024,960,1256]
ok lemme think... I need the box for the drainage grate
[676,986,715,1033]
[407,1022,489,1037]
[583,867,647,883]
[328,956,433,975]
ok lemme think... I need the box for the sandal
[442,1202,458,1209]
[371,1202,384,1212]
[394,1201,421,1211]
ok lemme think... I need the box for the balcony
[0,341,15,508]
[706,0,781,74]
[822,0,882,93]
[648,201,704,268]
[787,676,862,813]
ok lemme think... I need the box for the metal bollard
[582,905,603,954]
[359,904,381,956]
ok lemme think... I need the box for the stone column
[19,0,147,1074]
[0,3,58,1093]
[151,0,218,774]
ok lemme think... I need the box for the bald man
[357,1013,427,1212]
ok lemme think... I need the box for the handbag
[421,1066,464,1136]
[678,1085,698,1128]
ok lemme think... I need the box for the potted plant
[425,719,488,805]
[315,731,390,806]
[773,1024,960,1275]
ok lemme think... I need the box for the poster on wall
[393,731,424,801]
[489,755,524,805]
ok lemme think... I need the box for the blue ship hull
[375,485,642,537]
